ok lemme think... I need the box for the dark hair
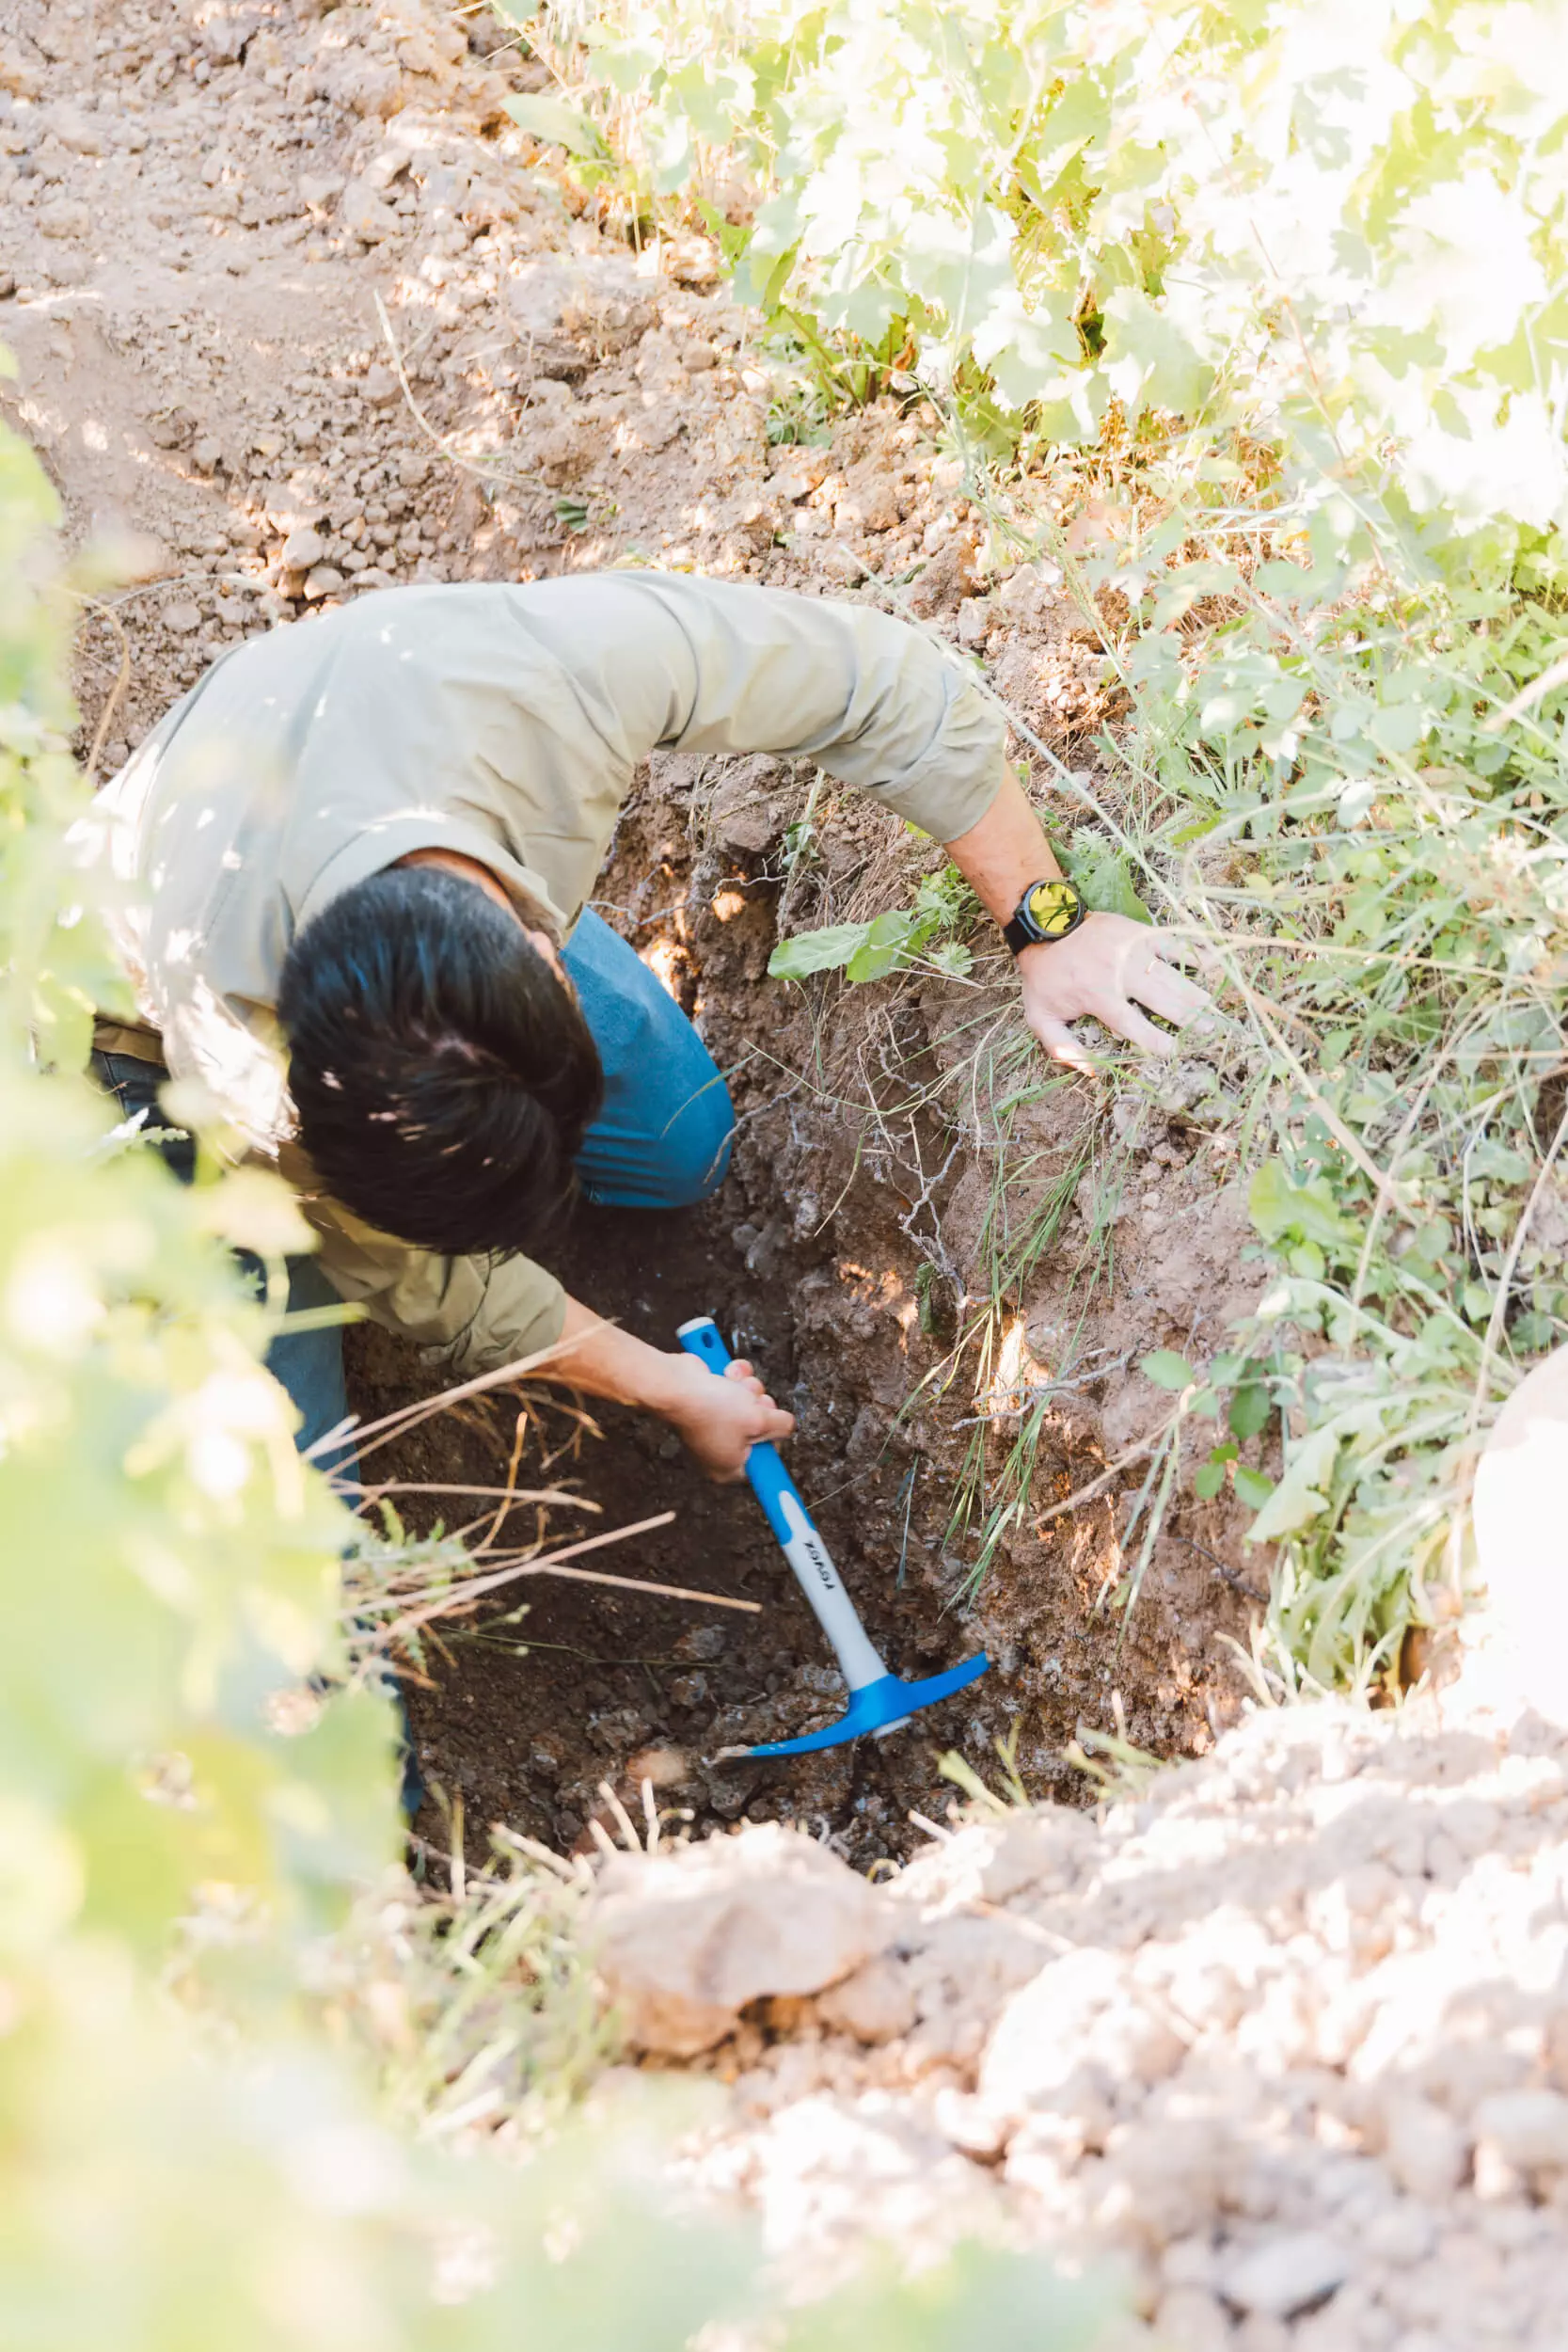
[278,866,603,1256]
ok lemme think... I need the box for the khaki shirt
[83,574,1004,1374]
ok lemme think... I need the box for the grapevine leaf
[1248,1164,1356,1249]
[1101,285,1210,420]
[846,909,921,982]
[972,285,1081,411]
[768,922,874,979]
[1227,1381,1272,1440]
[502,95,606,159]
[1059,839,1153,924]
[669,59,754,143]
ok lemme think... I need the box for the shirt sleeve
[531,574,1007,842]
[295,1180,567,1381]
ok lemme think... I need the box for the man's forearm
[535,1295,795,1482]
[942,767,1062,922]
[546,1295,692,1416]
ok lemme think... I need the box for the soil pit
[7,0,1256,1873]
[348,796,1252,1872]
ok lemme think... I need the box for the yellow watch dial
[1027,880,1081,939]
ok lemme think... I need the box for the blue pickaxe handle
[676,1316,988,1756]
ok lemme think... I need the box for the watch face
[1026,880,1082,939]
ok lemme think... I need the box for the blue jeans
[93,909,736,1470]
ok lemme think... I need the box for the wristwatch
[1003,876,1085,954]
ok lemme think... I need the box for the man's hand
[1019,912,1212,1076]
[546,1300,792,1480]
[942,772,1214,1075]
[662,1353,794,1481]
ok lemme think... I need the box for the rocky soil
[591,1677,1568,2352]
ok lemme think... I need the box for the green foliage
[769,864,975,981]
[1121,470,1568,1681]
[536,0,1568,536]
[1056,833,1153,926]
[503,90,608,159]
[508,0,1568,1685]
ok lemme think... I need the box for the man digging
[84,574,1209,1486]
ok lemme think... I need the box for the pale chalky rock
[835,472,902,533]
[159,601,203,636]
[1221,2231,1350,2320]
[1472,2089,1568,2179]
[360,364,401,408]
[0,42,42,98]
[1381,2092,1469,2201]
[591,1821,889,2057]
[750,2093,1000,2265]
[666,231,720,288]
[341,178,399,243]
[816,1954,917,2045]
[50,108,104,155]
[1154,2286,1231,2352]
[279,526,326,573]
[766,448,830,503]
[38,199,90,240]
[979,1947,1185,2122]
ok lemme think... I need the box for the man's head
[278,862,603,1255]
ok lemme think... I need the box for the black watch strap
[1004,877,1085,954]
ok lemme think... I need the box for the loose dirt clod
[593,1820,887,2057]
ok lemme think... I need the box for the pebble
[38,198,89,240]
[361,363,401,408]
[1362,2201,1438,2267]
[303,565,345,600]
[279,526,326,572]
[590,1821,888,2058]
[1383,2095,1469,2201]
[1222,2232,1351,2321]
[51,111,103,156]
[159,601,202,636]
[1472,2090,1568,2177]
[816,1955,918,2046]
[341,178,400,243]
[1155,2286,1232,2352]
